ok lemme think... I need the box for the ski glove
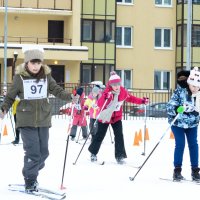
[177,103,196,113]
[142,97,149,105]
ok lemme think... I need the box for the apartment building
[0,0,88,86]
[176,0,200,70]
[1,0,200,91]
[80,0,116,84]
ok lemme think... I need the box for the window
[177,0,200,3]
[155,0,172,5]
[177,24,200,47]
[82,64,92,83]
[106,21,115,42]
[154,71,170,90]
[82,20,93,41]
[82,19,115,43]
[192,25,200,47]
[48,20,64,43]
[155,28,171,48]
[116,27,132,47]
[95,21,105,42]
[116,69,132,89]
[117,0,133,3]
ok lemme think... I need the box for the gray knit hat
[22,45,44,63]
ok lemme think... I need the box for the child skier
[1,46,72,193]
[88,71,149,164]
[166,67,200,181]
[84,85,101,142]
[69,87,88,141]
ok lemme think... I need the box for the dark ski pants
[20,127,49,181]
[89,118,98,141]
[70,125,88,138]
[88,120,127,159]
[171,125,199,168]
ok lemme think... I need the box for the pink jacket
[71,93,87,126]
[97,86,144,124]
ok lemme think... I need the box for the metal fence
[1,83,172,120]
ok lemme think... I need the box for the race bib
[114,101,124,111]
[75,104,81,110]
[23,79,47,100]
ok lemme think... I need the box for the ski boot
[11,137,19,145]
[173,167,185,181]
[25,179,38,193]
[191,168,200,182]
[116,157,125,165]
[91,154,97,162]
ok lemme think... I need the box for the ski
[8,187,66,200]
[159,177,200,185]
[88,159,105,165]
[8,184,66,198]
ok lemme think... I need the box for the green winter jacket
[1,64,71,128]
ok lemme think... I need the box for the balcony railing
[0,0,72,11]
[0,36,72,45]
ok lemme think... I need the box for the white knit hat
[22,45,44,63]
[187,67,200,87]
[108,71,121,85]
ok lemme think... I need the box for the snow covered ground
[0,115,200,200]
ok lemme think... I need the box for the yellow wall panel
[21,0,37,8]
[82,0,94,14]
[39,0,54,9]
[107,0,116,16]
[106,44,115,60]
[94,43,104,60]
[95,0,106,15]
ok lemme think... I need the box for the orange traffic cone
[138,129,143,142]
[3,125,8,136]
[133,131,139,146]
[144,128,149,140]
[170,131,174,139]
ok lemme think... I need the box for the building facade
[0,0,88,88]
[0,0,200,92]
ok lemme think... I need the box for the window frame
[116,26,133,48]
[117,0,134,5]
[155,0,172,7]
[154,28,172,49]
[154,70,171,90]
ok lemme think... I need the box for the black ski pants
[88,120,127,159]
[20,127,49,181]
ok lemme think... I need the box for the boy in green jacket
[1,45,72,193]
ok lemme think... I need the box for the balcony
[0,0,72,10]
[0,36,72,46]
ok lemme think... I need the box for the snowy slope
[0,116,199,200]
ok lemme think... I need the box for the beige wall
[117,1,176,89]
[0,0,88,84]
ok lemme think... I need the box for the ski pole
[108,125,114,144]
[129,113,180,181]
[141,105,147,156]
[73,98,108,165]
[60,104,74,190]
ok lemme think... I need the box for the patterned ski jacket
[166,86,199,128]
